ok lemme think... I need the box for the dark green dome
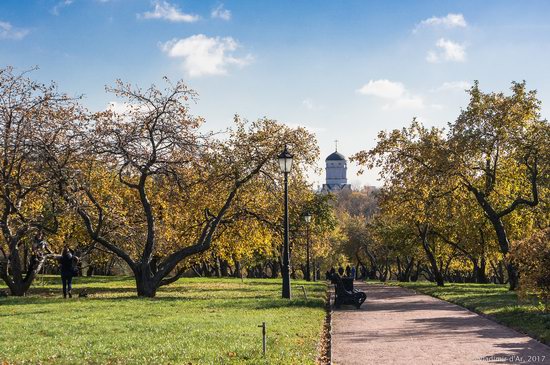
[326,151,346,161]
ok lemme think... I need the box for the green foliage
[0,276,326,364]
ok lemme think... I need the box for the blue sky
[2,0,550,187]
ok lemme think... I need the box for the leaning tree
[55,78,318,297]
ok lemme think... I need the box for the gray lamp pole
[278,145,293,299]
[304,212,312,281]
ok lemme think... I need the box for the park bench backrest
[334,275,352,296]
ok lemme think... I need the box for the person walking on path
[58,246,79,299]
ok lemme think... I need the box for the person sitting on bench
[331,272,367,309]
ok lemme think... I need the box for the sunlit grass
[0,276,326,364]
[390,281,550,345]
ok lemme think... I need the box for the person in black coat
[58,246,79,299]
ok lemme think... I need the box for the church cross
[334,139,339,152]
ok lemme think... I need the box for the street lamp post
[303,212,312,281]
[278,145,293,299]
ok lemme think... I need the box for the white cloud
[138,1,199,23]
[383,96,424,110]
[51,0,73,16]
[415,13,467,32]
[356,79,405,99]
[426,38,466,63]
[357,80,424,110]
[161,34,253,77]
[302,98,324,111]
[0,21,29,40]
[211,4,231,21]
[435,81,471,91]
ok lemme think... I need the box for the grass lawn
[388,281,550,345]
[0,276,327,364]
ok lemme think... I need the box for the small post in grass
[258,322,266,356]
[297,285,308,300]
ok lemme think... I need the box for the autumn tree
[54,78,318,297]
[0,67,82,295]
[446,82,548,289]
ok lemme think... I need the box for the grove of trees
[1,67,548,304]
[349,81,548,299]
[0,67,336,297]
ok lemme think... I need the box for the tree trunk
[396,256,403,281]
[506,262,518,290]
[270,260,280,278]
[233,259,241,278]
[471,259,479,283]
[491,218,518,290]
[400,257,414,282]
[1,253,48,296]
[220,259,230,277]
[419,225,444,287]
[476,257,488,284]
[490,260,505,284]
[134,265,158,298]
[214,257,221,278]
[86,266,95,277]
[202,262,211,277]
[470,189,520,290]
[364,247,378,280]
[410,261,421,282]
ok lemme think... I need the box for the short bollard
[258,322,266,356]
[297,285,308,300]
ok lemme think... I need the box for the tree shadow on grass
[2,291,325,311]
[0,309,51,317]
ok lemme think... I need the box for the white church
[320,144,352,193]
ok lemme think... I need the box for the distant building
[321,148,352,193]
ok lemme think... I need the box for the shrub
[511,228,550,312]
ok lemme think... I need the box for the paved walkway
[331,283,550,365]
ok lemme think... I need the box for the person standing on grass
[58,246,79,299]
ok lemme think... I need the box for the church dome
[325,151,346,161]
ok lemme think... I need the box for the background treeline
[1,67,548,306]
